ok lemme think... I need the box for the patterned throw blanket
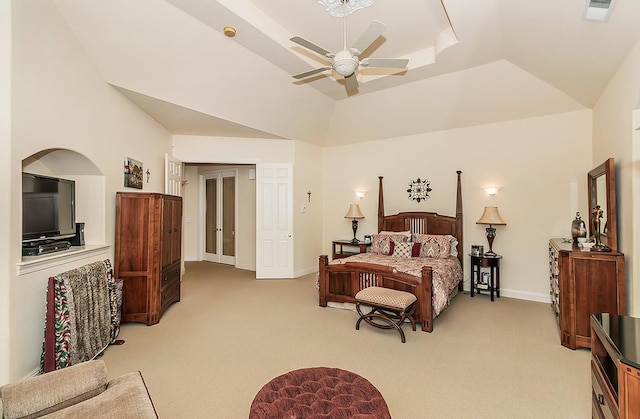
[40,259,122,373]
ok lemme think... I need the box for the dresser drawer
[160,277,180,313]
[161,261,181,289]
[592,360,617,419]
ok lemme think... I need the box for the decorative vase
[571,212,587,243]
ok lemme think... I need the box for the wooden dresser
[115,192,182,325]
[548,239,626,349]
[591,314,640,419]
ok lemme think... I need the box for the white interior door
[256,164,293,279]
[164,153,183,196]
[201,170,236,265]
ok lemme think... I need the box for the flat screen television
[22,172,76,244]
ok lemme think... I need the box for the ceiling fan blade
[360,58,409,68]
[344,73,359,91]
[290,36,333,58]
[292,67,332,79]
[351,20,387,55]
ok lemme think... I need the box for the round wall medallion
[407,178,431,202]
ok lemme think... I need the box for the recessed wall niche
[22,148,106,248]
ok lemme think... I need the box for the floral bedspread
[329,253,463,316]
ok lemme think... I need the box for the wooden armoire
[115,192,182,325]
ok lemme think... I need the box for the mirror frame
[587,158,617,251]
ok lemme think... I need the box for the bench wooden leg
[355,302,416,343]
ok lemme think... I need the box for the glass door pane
[205,178,217,254]
[222,176,235,257]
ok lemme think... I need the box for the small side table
[332,240,371,260]
[470,254,502,301]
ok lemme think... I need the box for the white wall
[323,110,592,300]
[593,38,640,316]
[1,0,13,385]
[6,0,172,382]
[236,166,257,271]
[182,165,200,261]
[172,136,295,164]
[294,141,323,276]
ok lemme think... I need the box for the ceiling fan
[290,2,409,92]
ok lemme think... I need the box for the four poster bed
[318,171,464,333]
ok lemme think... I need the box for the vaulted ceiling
[53,0,640,146]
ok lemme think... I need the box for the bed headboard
[377,171,463,265]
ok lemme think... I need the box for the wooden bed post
[456,170,464,290]
[378,176,384,233]
[319,255,328,307]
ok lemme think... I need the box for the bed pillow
[379,230,411,240]
[411,241,422,257]
[449,237,459,257]
[413,234,457,258]
[391,242,414,258]
[371,234,408,255]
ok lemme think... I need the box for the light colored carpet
[100,261,590,418]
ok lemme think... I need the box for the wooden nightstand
[332,240,370,260]
[470,254,502,301]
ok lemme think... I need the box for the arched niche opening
[21,149,106,248]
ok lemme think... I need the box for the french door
[202,170,236,265]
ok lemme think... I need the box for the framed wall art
[124,157,143,189]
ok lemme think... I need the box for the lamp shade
[344,204,364,219]
[476,206,506,225]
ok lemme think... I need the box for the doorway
[201,170,236,265]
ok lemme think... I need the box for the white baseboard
[22,367,40,380]
[463,284,550,304]
[499,288,550,304]
[235,263,256,272]
[294,266,317,278]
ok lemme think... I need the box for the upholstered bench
[249,367,391,418]
[355,286,417,343]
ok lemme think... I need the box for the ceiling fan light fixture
[318,0,375,18]
[332,50,358,76]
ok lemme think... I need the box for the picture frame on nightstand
[471,245,484,256]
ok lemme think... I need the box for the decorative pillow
[413,234,456,258]
[391,242,414,258]
[379,230,411,240]
[371,234,408,255]
[449,237,459,257]
[411,242,422,257]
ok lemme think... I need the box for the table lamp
[476,206,506,256]
[345,204,365,243]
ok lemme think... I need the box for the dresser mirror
[587,158,617,251]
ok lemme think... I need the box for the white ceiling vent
[583,0,615,22]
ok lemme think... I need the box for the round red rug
[249,367,391,418]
